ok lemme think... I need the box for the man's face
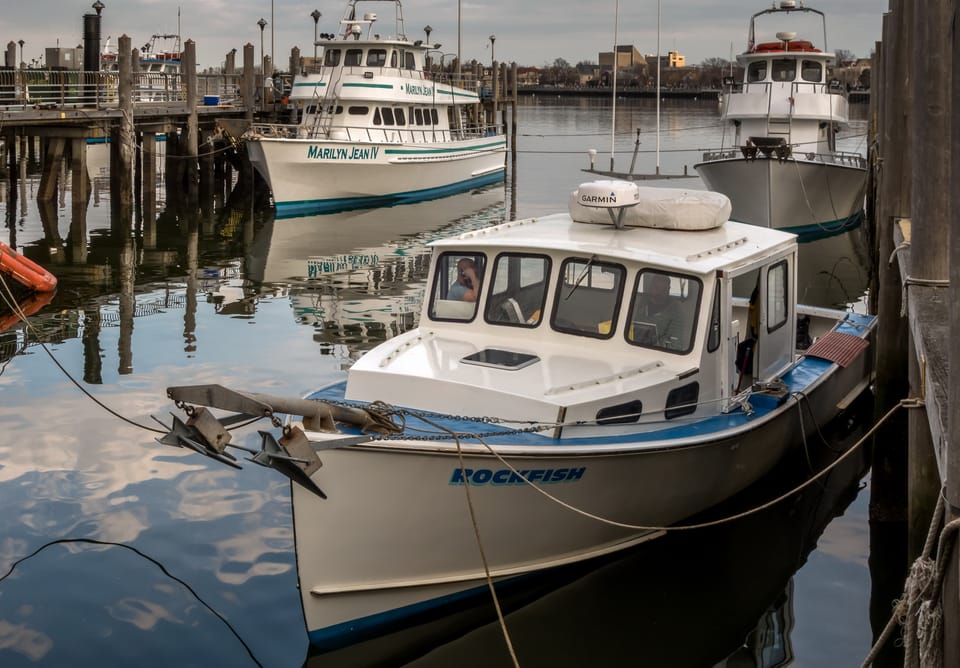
[457,263,472,286]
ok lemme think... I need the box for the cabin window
[372,108,382,125]
[766,260,789,333]
[747,61,767,82]
[596,400,643,425]
[324,49,341,67]
[665,383,699,420]
[552,258,625,339]
[771,59,796,82]
[405,52,416,70]
[305,104,318,115]
[800,60,822,82]
[707,286,721,353]
[627,270,702,353]
[345,49,363,66]
[431,108,439,125]
[381,107,395,125]
[390,51,398,67]
[428,252,486,322]
[367,49,387,67]
[348,106,369,115]
[394,108,406,126]
[484,254,551,327]
[414,108,424,125]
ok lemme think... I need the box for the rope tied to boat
[861,489,960,668]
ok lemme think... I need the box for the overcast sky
[5,1,887,71]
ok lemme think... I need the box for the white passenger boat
[161,179,876,650]
[244,0,506,219]
[694,1,866,240]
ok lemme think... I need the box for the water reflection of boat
[245,185,505,348]
[304,391,872,667]
[248,186,506,285]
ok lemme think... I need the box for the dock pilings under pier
[864,0,959,664]
[0,35,257,239]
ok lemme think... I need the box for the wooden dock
[865,0,959,665]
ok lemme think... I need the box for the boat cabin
[346,182,803,437]
[723,2,849,159]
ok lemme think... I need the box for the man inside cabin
[449,258,482,302]
[635,272,682,348]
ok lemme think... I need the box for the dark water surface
[0,98,889,667]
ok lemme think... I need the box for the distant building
[516,66,541,86]
[598,45,644,70]
[645,50,686,70]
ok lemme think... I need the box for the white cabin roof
[430,208,797,277]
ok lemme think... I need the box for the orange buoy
[0,241,57,293]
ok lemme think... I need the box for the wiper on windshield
[564,254,597,301]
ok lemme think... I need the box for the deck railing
[0,69,244,108]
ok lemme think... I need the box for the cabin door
[755,259,796,380]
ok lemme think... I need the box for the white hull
[247,135,505,218]
[293,315,873,649]
[695,156,865,238]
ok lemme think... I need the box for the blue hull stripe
[274,170,505,219]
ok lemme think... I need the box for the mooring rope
[440,397,918,534]
[0,273,167,435]
[413,411,521,668]
[860,490,960,668]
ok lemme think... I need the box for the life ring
[751,39,820,53]
[0,241,58,293]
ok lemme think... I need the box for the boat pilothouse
[244,0,506,217]
[694,1,867,238]
[346,180,812,434]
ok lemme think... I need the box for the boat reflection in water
[239,184,506,357]
[303,388,871,667]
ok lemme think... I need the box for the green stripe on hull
[784,210,864,242]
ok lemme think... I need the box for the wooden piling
[510,62,518,163]
[243,44,255,123]
[945,1,960,664]
[871,0,911,524]
[69,137,88,263]
[905,0,950,564]
[183,40,199,187]
[116,35,135,219]
[141,132,157,248]
[37,138,65,201]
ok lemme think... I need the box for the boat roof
[745,1,830,56]
[430,185,797,276]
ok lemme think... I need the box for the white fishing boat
[161,179,876,650]
[694,1,867,240]
[244,0,506,219]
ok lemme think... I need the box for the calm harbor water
[0,98,888,667]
